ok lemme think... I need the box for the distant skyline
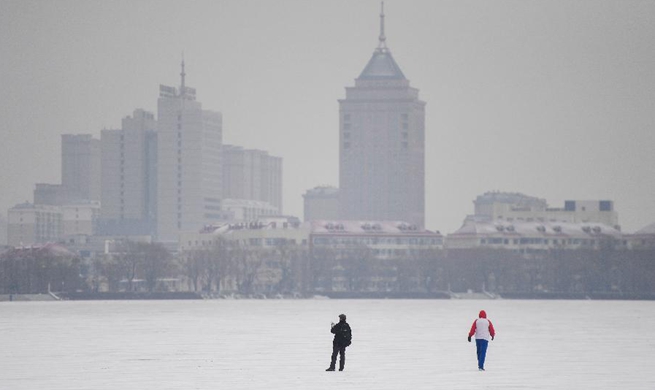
[1,0,654,234]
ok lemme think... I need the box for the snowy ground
[1,299,654,390]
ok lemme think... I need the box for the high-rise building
[222,145,283,212]
[156,61,223,242]
[338,5,425,227]
[99,109,157,235]
[33,183,68,206]
[61,134,101,202]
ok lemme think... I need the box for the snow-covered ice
[1,299,654,389]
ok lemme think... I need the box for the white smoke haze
[1,0,654,233]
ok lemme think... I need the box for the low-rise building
[627,222,655,250]
[220,199,279,222]
[309,220,444,259]
[7,203,62,247]
[447,217,625,254]
[474,191,619,229]
[180,216,306,252]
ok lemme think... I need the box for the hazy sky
[1,0,654,234]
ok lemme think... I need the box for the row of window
[343,142,408,149]
[343,113,409,121]
[312,237,441,246]
[480,237,626,246]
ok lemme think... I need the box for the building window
[344,114,350,121]
[344,142,350,149]
[343,123,351,130]
[599,200,612,211]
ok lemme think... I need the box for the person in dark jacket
[326,313,352,371]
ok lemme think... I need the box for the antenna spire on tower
[378,1,387,50]
[180,52,186,94]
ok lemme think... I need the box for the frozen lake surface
[1,299,654,389]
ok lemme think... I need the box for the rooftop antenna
[378,1,387,51]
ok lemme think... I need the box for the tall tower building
[61,134,101,202]
[100,109,157,235]
[156,61,223,242]
[339,4,426,227]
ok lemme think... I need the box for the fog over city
[1,0,654,234]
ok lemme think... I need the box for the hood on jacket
[479,310,487,318]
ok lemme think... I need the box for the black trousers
[329,344,346,370]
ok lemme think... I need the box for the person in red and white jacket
[467,310,496,371]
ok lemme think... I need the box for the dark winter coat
[331,320,352,347]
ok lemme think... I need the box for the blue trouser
[475,339,489,369]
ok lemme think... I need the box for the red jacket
[468,310,495,341]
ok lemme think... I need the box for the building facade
[447,218,625,254]
[61,201,100,237]
[61,134,101,202]
[338,6,425,227]
[156,62,223,242]
[473,192,619,228]
[220,199,278,222]
[7,203,62,246]
[310,220,443,260]
[222,145,282,212]
[100,109,157,235]
[33,183,68,206]
[0,214,7,246]
[627,222,655,250]
[303,186,340,222]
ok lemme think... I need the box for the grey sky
[1,0,654,234]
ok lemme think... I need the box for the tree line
[2,240,655,297]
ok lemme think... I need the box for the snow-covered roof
[310,220,440,236]
[634,222,655,235]
[1,242,75,259]
[450,220,622,239]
